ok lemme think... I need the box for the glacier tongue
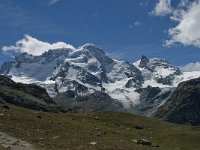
[103,79,140,109]
[1,45,200,114]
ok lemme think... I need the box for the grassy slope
[0,104,200,150]
[0,146,5,150]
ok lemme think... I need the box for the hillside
[0,104,200,150]
[154,77,200,125]
[0,75,62,112]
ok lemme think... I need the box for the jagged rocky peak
[15,52,30,59]
[42,48,71,58]
[15,47,74,64]
[134,55,182,85]
[148,58,182,85]
[138,55,179,73]
[139,55,149,68]
[0,61,14,74]
[15,52,37,62]
[81,43,105,55]
[79,43,114,67]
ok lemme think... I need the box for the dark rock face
[125,78,142,88]
[154,77,200,125]
[0,75,63,112]
[0,61,14,74]
[137,86,173,116]
[54,91,124,112]
[139,55,149,68]
[82,44,114,67]
[156,74,175,85]
[0,75,53,104]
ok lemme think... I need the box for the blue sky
[0,0,200,66]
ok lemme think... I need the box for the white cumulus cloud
[166,1,200,47]
[151,0,173,16]
[180,62,200,72]
[2,35,75,56]
[152,0,200,48]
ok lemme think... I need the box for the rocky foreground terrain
[0,105,200,150]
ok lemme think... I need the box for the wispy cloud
[0,0,64,35]
[48,0,62,5]
[0,1,33,27]
[107,51,128,60]
[133,21,141,27]
[151,0,173,16]
[129,21,141,29]
[139,2,148,7]
[180,62,200,72]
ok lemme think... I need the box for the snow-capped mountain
[1,44,200,115]
[134,55,181,87]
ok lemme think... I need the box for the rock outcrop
[154,77,200,125]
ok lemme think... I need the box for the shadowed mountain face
[0,75,52,102]
[154,77,200,125]
[0,75,61,112]
[1,44,200,115]
[54,90,124,112]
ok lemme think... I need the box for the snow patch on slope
[173,71,200,86]
[11,74,57,97]
[103,79,140,108]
